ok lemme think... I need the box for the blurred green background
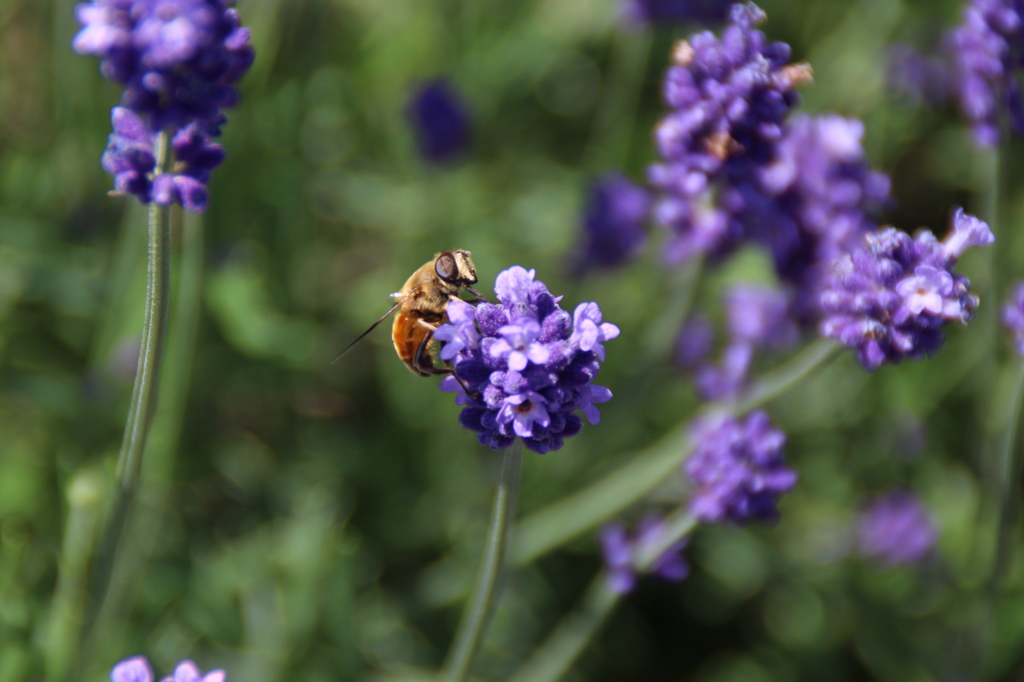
[4,0,1024,680]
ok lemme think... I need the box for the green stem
[511,339,840,566]
[991,360,1024,588]
[507,571,618,682]
[584,28,652,170]
[45,470,105,682]
[85,210,204,672]
[508,511,697,682]
[442,440,524,682]
[84,132,173,634]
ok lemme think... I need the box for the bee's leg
[411,326,478,398]
[463,286,488,304]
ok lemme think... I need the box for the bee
[333,250,485,378]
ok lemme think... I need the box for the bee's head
[435,249,478,286]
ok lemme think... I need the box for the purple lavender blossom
[757,114,891,310]
[947,0,1024,146]
[887,44,951,105]
[724,284,797,348]
[674,314,714,368]
[599,517,689,594]
[73,0,252,211]
[685,410,796,524]
[692,284,796,400]
[695,340,752,400]
[111,656,153,682]
[111,656,225,682]
[73,0,254,131]
[1001,281,1024,355]
[857,491,937,566]
[621,0,731,26]
[819,208,994,370]
[573,172,650,272]
[101,107,223,210]
[406,79,472,163]
[647,2,811,264]
[436,266,616,454]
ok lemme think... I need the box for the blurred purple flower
[819,208,993,370]
[691,284,797,400]
[887,44,951,104]
[73,0,254,131]
[111,656,225,682]
[857,491,937,566]
[757,114,891,312]
[648,2,811,264]
[600,516,689,594]
[621,0,731,26]
[437,266,615,453]
[685,410,796,524]
[674,314,714,369]
[73,0,252,211]
[695,339,752,400]
[1001,281,1024,355]
[406,79,472,163]
[946,0,1024,146]
[573,172,650,272]
[724,284,798,348]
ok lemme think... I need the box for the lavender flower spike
[1001,281,1024,355]
[572,172,650,272]
[857,491,937,566]
[111,656,153,682]
[161,660,226,682]
[599,516,689,594]
[621,0,732,26]
[73,0,254,131]
[947,0,1024,146]
[74,1,253,211]
[437,266,615,454]
[111,657,225,682]
[647,2,811,264]
[685,410,796,524]
[101,107,223,211]
[819,209,994,370]
[406,79,472,163]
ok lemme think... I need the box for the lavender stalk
[442,440,523,682]
[508,511,697,682]
[86,175,172,626]
[511,338,840,566]
[993,287,1024,585]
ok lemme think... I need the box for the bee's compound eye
[435,253,458,282]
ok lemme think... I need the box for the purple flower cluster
[572,172,651,273]
[102,107,224,211]
[819,208,994,370]
[857,491,937,566]
[648,4,894,322]
[73,0,254,211]
[1002,281,1024,355]
[693,284,797,400]
[111,656,224,682]
[436,266,617,454]
[685,410,796,524]
[758,115,891,311]
[947,0,1024,146]
[647,2,810,264]
[621,0,732,26]
[599,517,689,594]
[406,79,472,164]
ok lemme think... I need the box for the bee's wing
[331,300,404,364]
